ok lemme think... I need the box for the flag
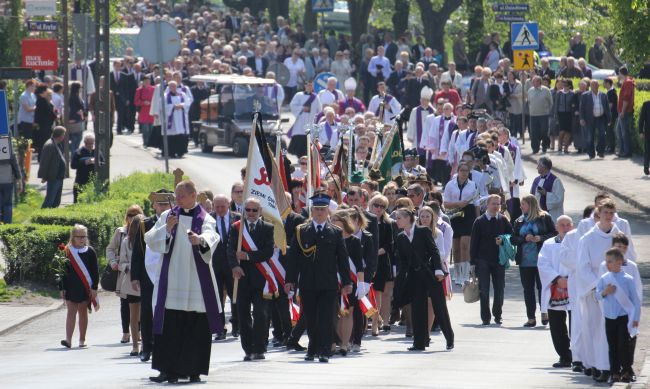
[376,127,403,180]
[276,141,289,192]
[243,114,292,253]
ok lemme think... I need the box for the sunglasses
[373,204,386,209]
[233,190,244,194]
[300,161,307,165]
[245,208,259,212]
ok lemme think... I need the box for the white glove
[355,281,370,299]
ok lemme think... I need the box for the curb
[629,352,650,389]
[521,154,650,215]
[0,301,64,336]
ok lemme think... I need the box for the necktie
[220,217,227,241]
[317,225,323,234]
[249,221,255,233]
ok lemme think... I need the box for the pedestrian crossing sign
[511,22,539,50]
[513,50,535,70]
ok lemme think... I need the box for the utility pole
[62,0,70,176]
[93,0,110,193]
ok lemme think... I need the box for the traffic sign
[137,21,181,64]
[513,50,535,70]
[511,22,539,50]
[0,91,9,136]
[0,138,9,160]
[26,20,58,32]
[496,14,525,22]
[313,72,337,93]
[492,3,529,12]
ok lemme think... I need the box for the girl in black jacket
[510,194,557,327]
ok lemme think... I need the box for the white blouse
[443,178,480,206]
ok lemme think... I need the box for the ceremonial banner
[242,114,292,253]
[376,127,403,180]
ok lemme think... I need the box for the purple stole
[438,116,455,144]
[328,89,339,102]
[466,130,477,148]
[324,121,334,143]
[530,173,557,210]
[153,206,223,335]
[416,106,433,156]
[166,92,187,133]
[343,98,362,113]
[71,66,82,81]
[287,92,317,137]
[375,94,394,117]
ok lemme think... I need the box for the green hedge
[0,172,177,285]
[0,224,70,284]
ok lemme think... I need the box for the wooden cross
[173,168,184,186]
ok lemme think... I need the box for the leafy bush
[0,224,70,284]
[12,187,45,225]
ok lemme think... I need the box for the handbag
[463,265,480,303]
[100,263,118,292]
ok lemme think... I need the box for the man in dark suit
[230,182,244,214]
[270,207,306,347]
[285,194,353,363]
[383,32,398,65]
[228,198,274,361]
[579,80,612,159]
[37,126,67,208]
[638,100,650,176]
[247,46,269,78]
[130,190,174,362]
[403,67,431,113]
[110,60,136,135]
[189,81,211,146]
[604,78,618,154]
[224,8,240,32]
[211,194,241,340]
[470,195,513,325]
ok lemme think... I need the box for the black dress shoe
[482,321,490,326]
[382,325,391,332]
[339,349,348,356]
[149,373,178,383]
[318,355,329,363]
[571,361,584,372]
[405,333,413,338]
[552,360,572,368]
[214,332,226,341]
[446,344,454,350]
[523,320,536,327]
[287,342,306,352]
[583,367,592,376]
[494,317,503,325]
[272,338,283,347]
[189,375,201,383]
[591,368,601,378]
[231,330,240,338]
[252,353,265,360]
[304,354,315,361]
[594,370,610,383]
[407,346,425,351]
[425,338,431,347]
[140,351,151,362]
[243,354,252,362]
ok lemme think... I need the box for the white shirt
[443,178,480,206]
[591,92,604,117]
[367,55,391,79]
[318,88,344,106]
[283,57,305,88]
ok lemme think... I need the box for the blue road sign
[26,20,58,32]
[511,22,539,50]
[0,91,9,136]
[314,72,337,93]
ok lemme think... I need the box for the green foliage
[610,0,650,73]
[0,0,27,67]
[12,187,45,225]
[0,224,71,284]
[0,279,27,302]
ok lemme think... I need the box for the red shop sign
[22,39,58,70]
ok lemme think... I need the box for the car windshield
[233,84,279,120]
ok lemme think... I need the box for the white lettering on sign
[24,56,55,67]
[0,138,11,161]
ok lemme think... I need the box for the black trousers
[351,304,366,345]
[301,289,337,356]
[411,272,431,349]
[530,115,550,153]
[430,279,454,346]
[644,133,650,174]
[215,269,238,332]
[476,260,505,323]
[271,292,292,341]
[153,310,212,376]
[120,297,130,333]
[606,118,617,152]
[606,315,632,375]
[236,284,270,355]
[519,266,542,320]
[140,276,154,354]
[548,309,572,362]
[127,102,136,132]
[116,101,128,134]
[288,311,306,342]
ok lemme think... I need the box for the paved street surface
[5,128,649,388]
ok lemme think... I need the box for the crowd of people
[2,1,644,386]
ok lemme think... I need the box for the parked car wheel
[200,134,213,153]
[232,137,248,157]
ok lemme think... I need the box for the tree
[303,0,318,35]
[415,0,462,55]
[268,0,290,28]
[222,0,267,15]
[610,0,650,72]
[347,0,375,57]
[0,0,25,67]
[465,0,485,62]
[392,0,410,36]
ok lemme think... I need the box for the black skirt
[288,134,307,157]
[450,203,476,237]
[153,309,212,376]
[372,253,393,292]
[557,112,573,133]
[149,125,163,149]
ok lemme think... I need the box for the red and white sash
[290,300,301,326]
[359,285,378,318]
[66,246,99,311]
[268,248,286,287]
[237,221,279,299]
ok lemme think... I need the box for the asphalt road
[5,128,649,388]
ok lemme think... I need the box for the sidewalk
[0,301,63,335]
[519,142,650,213]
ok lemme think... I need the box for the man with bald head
[211,194,241,340]
[538,215,574,369]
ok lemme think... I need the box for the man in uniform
[211,194,241,340]
[229,198,275,361]
[285,193,353,363]
[130,189,174,362]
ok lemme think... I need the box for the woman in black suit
[34,85,57,155]
[368,194,396,334]
[394,208,451,351]
[330,210,364,357]
[510,194,557,327]
[59,224,99,348]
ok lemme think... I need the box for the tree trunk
[303,0,318,35]
[392,0,410,36]
[222,0,267,14]
[416,0,462,56]
[347,0,374,62]
[465,0,485,62]
[268,0,290,28]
